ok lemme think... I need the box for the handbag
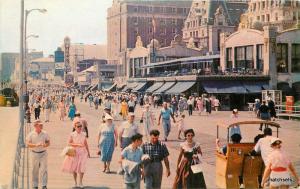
[61,146,76,157]
[191,163,202,174]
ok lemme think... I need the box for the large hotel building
[107,0,193,64]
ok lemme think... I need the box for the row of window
[225,43,300,73]
[130,6,189,15]
[250,0,300,12]
[133,27,178,35]
[131,17,183,26]
[254,11,300,22]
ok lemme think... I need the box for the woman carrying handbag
[173,129,206,189]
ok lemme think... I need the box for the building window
[148,27,153,34]
[134,7,138,12]
[257,44,264,71]
[266,14,270,22]
[275,13,278,21]
[149,6,153,12]
[292,44,300,73]
[245,46,254,69]
[226,48,233,69]
[172,18,176,25]
[276,43,288,73]
[190,32,192,37]
[196,31,198,37]
[172,28,177,34]
[235,46,254,70]
[172,8,176,13]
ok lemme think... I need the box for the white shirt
[120,121,138,138]
[26,130,50,152]
[254,136,276,165]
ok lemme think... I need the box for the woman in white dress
[140,104,154,140]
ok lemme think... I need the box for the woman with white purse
[173,129,206,189]
[62,121,90,188]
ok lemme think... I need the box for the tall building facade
[107,0,193,64]
[182,0,248,54]
[0,53,19,82]
[244,0,300,31]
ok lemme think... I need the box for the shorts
[269,171,293,187]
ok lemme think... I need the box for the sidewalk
[0,107,19,188]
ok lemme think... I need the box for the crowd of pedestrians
[25,87,299,189]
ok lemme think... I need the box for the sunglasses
[76,125,82,128]
[186,134,194,137]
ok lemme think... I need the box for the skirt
[270,171,293,187]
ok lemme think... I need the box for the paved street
[24,98,300,189]
[0,107,19,188]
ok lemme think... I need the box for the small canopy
[153,82,176,94]
[86,85,93,91]
[132,82,147,92]
[217,119,280,142]
[165,81,195,95]
[127,82,139,90]
[146,82,164,93]
[202,81,247,94]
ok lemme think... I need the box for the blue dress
[68,104,76,120]
[99,124,115,162]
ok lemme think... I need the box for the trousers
[31,151,48,187]
[162,119,171,139]
[45,109,50,121]
[144,162,163,189]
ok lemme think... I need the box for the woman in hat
[261,138,299,189]
[97,114,118,173]
[62,121,90,188]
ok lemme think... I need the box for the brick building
[107,0,192,65]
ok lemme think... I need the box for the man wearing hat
[26,120,50,189]
[119,113,139,150]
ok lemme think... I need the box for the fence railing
[10,121,30,189]
[275,105,300,120]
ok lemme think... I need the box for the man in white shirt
[119,113,139,149]
[26,120,50,189]
[254,127,276,165]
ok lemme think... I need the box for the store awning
[127,82,138,89]
[121,86,128,92]
[153,82,176,94]
[132,82,147,92]
[243,81,269,93]
[104,83,117,92]
[146,82,164,93]
[86,85,93,91]
[165,81,196,95]
[201,81,247,94]
[91,84,98,91]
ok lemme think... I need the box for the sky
[0,0,113,55]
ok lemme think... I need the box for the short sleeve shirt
[121,145,143,163]
[26,130,50,152]
[142,141,169,161]
[160,108,173,120]
[120,121,138,138]
[267,149,291,169]
[254,136,276,165]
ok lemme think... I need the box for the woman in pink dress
[197,97,204,115]
[62,121,90,188]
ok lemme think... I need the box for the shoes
[79,184,84,188]
[42,186,47,189]
[165,138,168,142]
[33,187,38,189]
[105,169,111,173]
